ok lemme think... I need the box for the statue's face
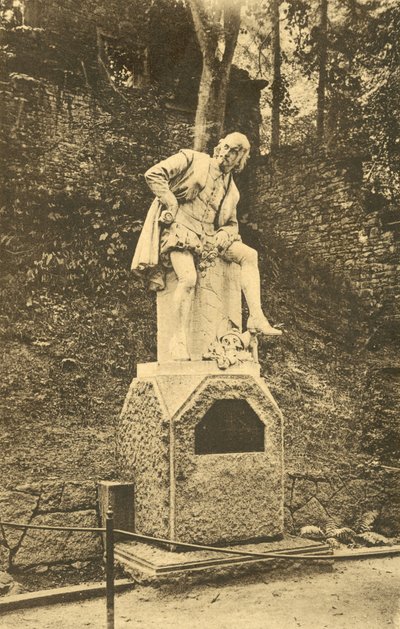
[215,138,245,173]
[221,333,242,351]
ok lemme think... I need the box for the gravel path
[1,557,399,629]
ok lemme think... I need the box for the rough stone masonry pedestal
[117,259,284,547]
[117,361,284,545]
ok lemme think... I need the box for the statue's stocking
[225,241,282,336]
[240,257,264,320]
[169,250,197,359]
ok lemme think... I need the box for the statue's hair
[213,132,251,173]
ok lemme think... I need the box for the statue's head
[213,132,251,174]
[219,328,252,351]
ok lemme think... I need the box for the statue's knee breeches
[224,241,258,266]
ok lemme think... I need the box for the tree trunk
[317,0,328,143]
[193,59,231,152]
[24,0,43,28]
[188,0,241,153]
[270,0,281,153]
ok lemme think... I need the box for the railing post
[105,507,115,629]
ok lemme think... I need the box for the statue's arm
[144,151,191,221]
[216,182,240,238]
[217,211,239,237]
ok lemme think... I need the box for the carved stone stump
[157,258,242,362]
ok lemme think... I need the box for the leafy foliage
[236,0,399,206]
[285,0,399,201]
[358,4,400,201]
[301,510,391,547]
[0,0,193,306]
[356,509,380,533]
[331,526,357,544]
[300,525,325,539]
[325,536,341,549]
[325,516,340,539]
[355,531,391,547]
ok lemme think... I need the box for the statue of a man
[132,132,282,360]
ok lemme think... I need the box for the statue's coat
[131,149,240,279]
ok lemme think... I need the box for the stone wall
[249,149,400,313]
[0,469,398,577]
[1,17,265,213]
[248,148,400,496]
[0,481,102,572]
[1,76,192,215]
[285,468,400,538]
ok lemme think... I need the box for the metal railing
[0,510,331,628]
[1,514,399,628]
[1,510,115,628]
[105,509,114,629]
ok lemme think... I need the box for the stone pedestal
[117,362,284,546]
[98,481,134,540]
[157,259,241,362]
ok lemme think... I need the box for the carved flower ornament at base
[203,320,257,370]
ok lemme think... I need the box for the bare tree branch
[221,0,241,69]
[188,0,217,58]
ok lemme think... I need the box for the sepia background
[0,0,399,597]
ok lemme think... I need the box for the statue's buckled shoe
[247,316,283,336]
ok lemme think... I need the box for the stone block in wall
[13,510,102,569]
[369,227,380,239]
[364,481,384,504]
[292,497,329,531]
[14,483,41,495]
[291,479,317,510]
[59,482,97,511]
[316,481,334,504]
[326,479,367,526]
[0,490,39,549]
[37,482,64,513]
[284,475,295,501]
[0,544,9,571]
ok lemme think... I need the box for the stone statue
[132,132,282,361]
